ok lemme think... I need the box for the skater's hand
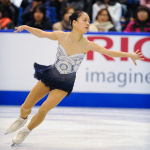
[14,25,27,33]
[129,49,144,66]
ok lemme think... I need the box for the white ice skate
[5,116,28,135]
[11,126,31,146]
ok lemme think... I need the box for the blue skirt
[33,62,76,96]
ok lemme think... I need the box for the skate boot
[11,126,31,146]
[5,116,28,134]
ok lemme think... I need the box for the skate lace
[13,118,23,126]
[18,128,28,137]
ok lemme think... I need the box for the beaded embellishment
[54,32,88,74]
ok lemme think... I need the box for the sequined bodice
[54,44,86,74]
[54,32,88,74]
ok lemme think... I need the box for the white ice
[0,106,150,150]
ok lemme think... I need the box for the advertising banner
[1,32,149,94]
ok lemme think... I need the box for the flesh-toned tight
[20,80,68,130]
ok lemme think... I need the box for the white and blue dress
[34,32,88,96]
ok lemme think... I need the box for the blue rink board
[0,91,150,108]
[1,30,150,36]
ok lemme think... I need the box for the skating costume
[34,32,88,96]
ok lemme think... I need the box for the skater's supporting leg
[5,80,50,134]
[27,89,68,130]
[20,80,50,119]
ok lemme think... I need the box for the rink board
[0,91,150,108]
[0,31,150,108]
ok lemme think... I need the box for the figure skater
[5,11,144,146]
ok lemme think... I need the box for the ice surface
[0,106,150,150]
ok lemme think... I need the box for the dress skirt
[33,62,76,96]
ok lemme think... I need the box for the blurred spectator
[118,0,130,30]
[126,0,140,21]
[26,4,52,30]
[21,0,45,24]
[0,5,14,29]
[10,0,23,8]
[124,6,150,32]
[92,0,122,31]
[21,0,33,11]
[89,8,116,31]
[53,6,74,31]
[60,0,92,20]
[50,0,63,21]
[0,0,19,26]
[140,0,150,8]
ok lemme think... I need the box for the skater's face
[34,8,44,22]
[73,12,90,34]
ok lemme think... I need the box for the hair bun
[69,15,72,25]
[69,11,85,28]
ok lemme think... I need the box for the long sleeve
[124,21,135,32]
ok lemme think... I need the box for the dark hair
[32,4,46,21]
[0,5,5,18]
[62,6,75,17]
[33,0,45,2]
[95,8,113,24]
[0,5,8,18]
[135,6,150,22]
[69,11,85,28]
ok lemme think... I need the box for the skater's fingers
[14,30,19,33]
[139,58,145,60]
[135,49,139,54]
[15,27,18,29]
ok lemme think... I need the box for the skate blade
[11,143,16,147]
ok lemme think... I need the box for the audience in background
[21,0,33,12]
[60,0,92,20]
[140,0,150,8]
[0,5,14,29]
[53,6,74,31]
[0,0,149,32]
[124,6,150,32]
[117,0,130,31]
[0,0,19,26]
[92,0,122,31]
[26,4,52,30]
[50,0,65,21]
[89,8,116,31]
[126,0,140,21]
[21,0,45,24]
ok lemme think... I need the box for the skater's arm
[86,41,144,66]
[14,25,63,40]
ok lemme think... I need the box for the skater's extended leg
[11,89,68,145]
[27,89,68,130]
[20,80,50,119]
